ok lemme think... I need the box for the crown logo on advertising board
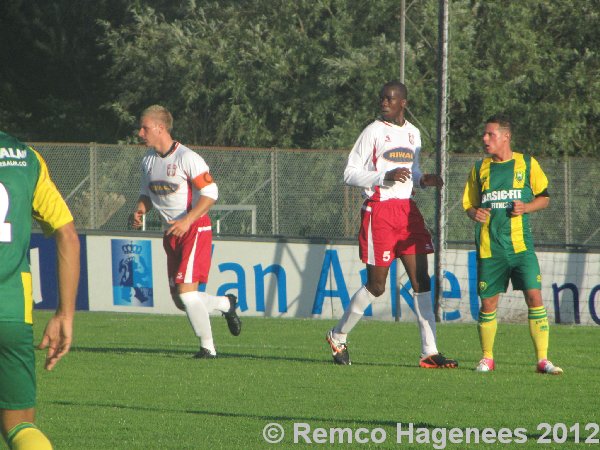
[122,242,143,255]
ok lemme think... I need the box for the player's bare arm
[166,195,216,237]
[510,196,550,216]
[38,221,80,370]
[384,167,411,182]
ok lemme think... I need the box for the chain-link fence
[31,142,600,249]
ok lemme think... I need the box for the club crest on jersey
[149,181,179,195]
[385,135,391,142]
[408,133,415,145]
[382,147,414,163]
[514,171,524,182]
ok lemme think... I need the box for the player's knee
[366,282,385,297]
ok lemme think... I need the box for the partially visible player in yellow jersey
[0,130,80,449]
[463,115,562,375]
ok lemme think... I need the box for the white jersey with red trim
[344,119,424,201]
[140,142,213,228]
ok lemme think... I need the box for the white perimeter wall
[86,236,600,326]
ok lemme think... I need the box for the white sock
[198,292,230,313]
[335,285,378,337]
[414,291,438,356]
[179,291,215,353]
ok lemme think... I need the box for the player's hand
[384,167,411,182]
[420,174,444,188]
[471,207,491,223]
[510,200,527,216]
[130,210,145,229]
[166,217,192,237]
[37,314,73,371]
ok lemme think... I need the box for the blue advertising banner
[111,239,154,307]
[30,233,89,311]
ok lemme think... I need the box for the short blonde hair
[141,105,173,132]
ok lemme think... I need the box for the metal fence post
[564,154,572,245]
[89,142,97,229]
[434,0,449,322]
[271,148,279,235]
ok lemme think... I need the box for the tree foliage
[1,0,598,155]
[0,0,129,142]
[451,0,600,156]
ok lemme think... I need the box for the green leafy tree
[100,0,444,148]
[450,0,599,156]
[0,0,130,142]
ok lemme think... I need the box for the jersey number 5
[0,182,12,242]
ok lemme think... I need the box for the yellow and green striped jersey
[0,131,73,324]
[462,152,548,259]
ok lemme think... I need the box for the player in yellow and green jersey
[462,115,562,375]
[0,131,80,449]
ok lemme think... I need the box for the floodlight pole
[434,0,449,321]
[394,0,407,322]
[399,0,405,83]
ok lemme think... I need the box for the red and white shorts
[358,199,434,267]
[163,215,212,291]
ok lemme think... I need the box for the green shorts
[0,322,36,409]
[477,251,542,299]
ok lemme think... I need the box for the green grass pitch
[22,311,600,449]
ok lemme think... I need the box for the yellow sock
[529,306,549,361]
[478,310,497,359]
[7,423,52,450]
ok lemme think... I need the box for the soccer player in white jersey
[325,81,458,368]
[131,105,241,358]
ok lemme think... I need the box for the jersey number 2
[0,182,12,242]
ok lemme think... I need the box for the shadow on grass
[48,398,433,429]
[46,399,574,442]
[69,346,424,368]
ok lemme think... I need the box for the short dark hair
[381,80,408,100]
[486,114,511,132]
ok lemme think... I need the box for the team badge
[167,163,177,177]
[408,133,415,145]
[385,135,391,143]
[479,281,488,292]
[515,171,524,182]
